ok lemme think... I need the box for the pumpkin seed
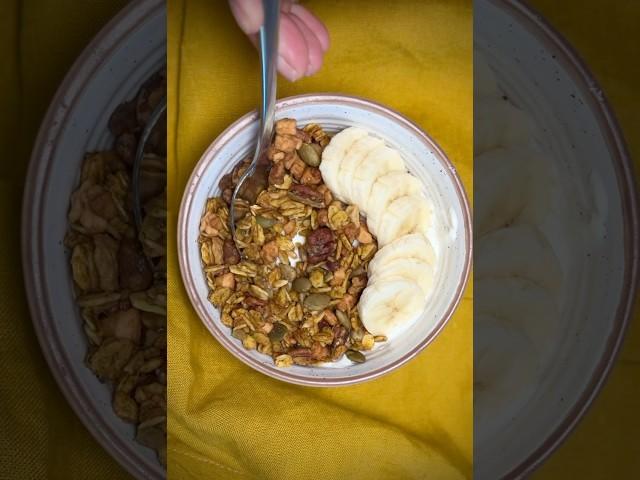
[298,143,321,167]
[336,310,351,330]
[303,293,331,311]
[292,277,312,293]
[268,322,288,342]
[310,143,323,156]
[280,264,297,282]
[346,349,366,363]
[256,215,277,228]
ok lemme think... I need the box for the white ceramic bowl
[21,1,166,479]
[475,1,639,478]
[178,94,472,387]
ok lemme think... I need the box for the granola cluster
[65,70,166,466]
[200,120,386,367]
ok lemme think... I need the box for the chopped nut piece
[267,145,285,162]
[357,224,373,244]
[283,151,299,170]
[289,156,307,181]
[261,240,279,264]
[216,272,235,289]
[331,268,346,287]
[268,161,286,186]
[274,134,301,152]
[300,167,322,185]
[343,223,359,242]
[337,293,356,313]
[283,219,297,235]
[114,391,139,423]
[275,118,297,135]
[323,309,338,326]
[317,208,329,227]
[98,308,141,344]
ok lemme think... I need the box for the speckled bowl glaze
[21,1,166,479]
[475,1,638,478]
[178,94,472,387]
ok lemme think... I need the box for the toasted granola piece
[274,134,301,153]
[300,167,322,185]
[275,118,297,136]
[268,161,286,186]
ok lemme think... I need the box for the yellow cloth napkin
[0,1,133,478]
[167,1,473,479]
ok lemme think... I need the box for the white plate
[475,1,639,478]
[21,1,166,478]
[178,94,472,387]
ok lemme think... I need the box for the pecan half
[288,184,324,208]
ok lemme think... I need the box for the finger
[287,12,324,75]
[277,14,309,81]
[290,4,330,52]
[249,30,299,82]
[228,0,263,35]
[280,0,295,13]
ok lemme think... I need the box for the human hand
[229,0,329,81]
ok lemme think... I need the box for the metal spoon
[229,0,280,249]
[132,96,167,233]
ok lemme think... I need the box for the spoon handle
[230,0,280,246]
[256,0,280,163]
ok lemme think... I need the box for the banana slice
[365,171,424,236]
[369,257,435,297]
[474,97,535,154]
[350,145,405,207]
[476,224,563,291]
[358,278,425,336]
[319,127,367,198]
[375,195,432,246]
[476,276,558,360]
[335,135,385,204]
[475,313,540,435]
[368,233,436,273]
[475,147,531,236]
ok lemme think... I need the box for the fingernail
[278,55,301,82]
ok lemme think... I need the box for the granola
[65,70,167,466]
[200,120,386,367]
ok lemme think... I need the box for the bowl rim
[20,0,166,479]
[177,92,473,387]
[486,0,640,478]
